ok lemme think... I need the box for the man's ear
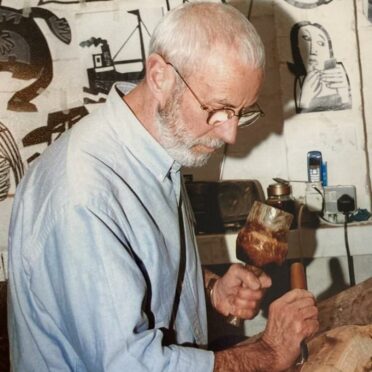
[145,54,175,108]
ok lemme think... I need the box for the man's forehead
[193,62,263,105]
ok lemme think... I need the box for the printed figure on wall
[166,0,226,10]
[37,0,227,9]
[0,122,24,202]
[363,0,372,22]
[79,9,152,104]
[0,5,71,112]
[22,106,89,164]
[283,0,334,8]
[38,0,111,4]
[287,21,352,114]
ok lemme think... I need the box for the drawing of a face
[284,0,334,8]
[298,24,331,72]
[298,25,331,72]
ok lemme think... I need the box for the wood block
[317,277,372,335]
[295,325,372,372]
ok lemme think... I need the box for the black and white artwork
[283,0,334,8]
[36,0,226,10]
[78,8,161,105]
[81,10,147,101]
[0,122,24,202]
[0,5,71,112]
[38,0,111,4]
[287,21,351,114]
[166,0,227,10]
[22,106,89,164]
[363,0,372,23]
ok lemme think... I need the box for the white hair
[149,2,265,76]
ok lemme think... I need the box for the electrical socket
[323,185,357,223]
[324,185,357,213]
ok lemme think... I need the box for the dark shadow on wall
[187,2,297,181]
[315,257,349,302]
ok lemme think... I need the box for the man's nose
[214,120,238,145]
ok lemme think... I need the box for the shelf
[197,222,372,265]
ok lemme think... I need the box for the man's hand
[261,288,319,370]
[214,288,319,372]
[211,263,272,319]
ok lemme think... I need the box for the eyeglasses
[166,62,264,128]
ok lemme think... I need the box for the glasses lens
[238,105,264,128]
[208,109,235,126]
[238,112,261,128]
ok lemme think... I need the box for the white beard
[155,86,224,168]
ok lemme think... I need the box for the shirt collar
[103,82,181,183]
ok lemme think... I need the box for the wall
[0,0,372,281]
[189,0,372,211]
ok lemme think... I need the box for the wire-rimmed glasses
[166,62,264,128]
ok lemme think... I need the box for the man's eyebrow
[210,98,258,111]
[207,98,238,108]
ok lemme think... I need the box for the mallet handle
[227,265,263,327]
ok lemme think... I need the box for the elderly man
[8,2,318,371]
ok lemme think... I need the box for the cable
[302,188,357,286]
[300,187,356,286]
[312,185,348,225]
[312,185,326,216]
[296,203,306,265]
[337,194,356,287]
[312,185,335,225]
[343,214,356,286]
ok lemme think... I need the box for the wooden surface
[239,277,372,370]
[316,276,372,336]
[298,324,372,372]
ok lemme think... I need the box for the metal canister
[266,183,296,228]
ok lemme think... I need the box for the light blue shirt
[8,83,214,371]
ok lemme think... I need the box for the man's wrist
[206,277,218,308]
[214,337,281,372]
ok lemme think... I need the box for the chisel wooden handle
[290,262,307,290]
[290,262,309,365]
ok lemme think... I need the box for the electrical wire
[298,187,358,288]
[312,185,356,285]
[296,203,306,265]
[312,185,346,226]
[343,213,356,287]
[313,185,356,285]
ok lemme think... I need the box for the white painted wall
[188,0,372,213]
